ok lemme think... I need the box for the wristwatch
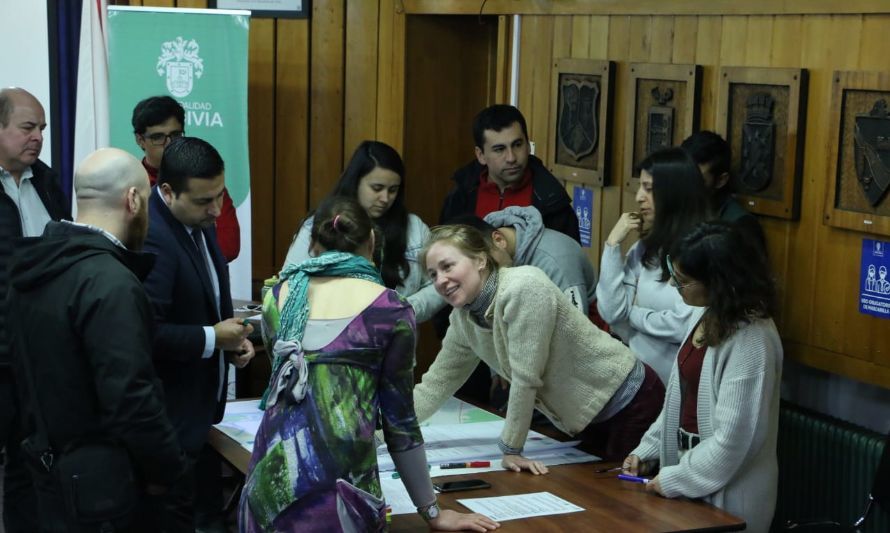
[418,501,441,522]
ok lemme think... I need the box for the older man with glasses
[131,95,241,262]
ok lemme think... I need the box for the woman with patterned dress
[238,196,498,532]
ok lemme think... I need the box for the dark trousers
[158,443,225,532]
[577,363,665,461]
[194,444,225,528]
[156,452,198,533]
[0,370,38,533]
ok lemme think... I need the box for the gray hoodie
[485,206,596,314]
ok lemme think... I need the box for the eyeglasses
[665,254,699,291]
[141,130,183,146]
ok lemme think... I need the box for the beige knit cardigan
[413,266,637,451]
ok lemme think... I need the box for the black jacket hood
[10,221,155,291]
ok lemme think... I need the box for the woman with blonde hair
[413,224,664,469]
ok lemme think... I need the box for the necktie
[191,228,210,277]
[193,228,225,401]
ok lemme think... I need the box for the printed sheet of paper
[215,399,263,451]
[457,491,584,521]
[377,420,579,472]
[380,477,417,515]
[382,448,599,516]
[421,397,502,426]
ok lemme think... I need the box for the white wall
[0,0,53,166]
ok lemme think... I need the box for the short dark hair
[329,140,408,289]
[131,96,185,134]
[669,221,775,345]
[472,104,529,149]
[311,195,375,256]
[681,130,732,193]
[158,137,224,195]
[638,147,712,278]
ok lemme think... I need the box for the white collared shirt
[0,166,53,237]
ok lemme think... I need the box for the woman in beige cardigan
[623,221,782,533]
[413,225,664,472]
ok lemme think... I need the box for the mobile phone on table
[433,479,492,493]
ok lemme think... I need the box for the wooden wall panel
[139,3,890,388]
[693,16,723,129]
[248,18,276,287]
[376,0,406,151]
[274,20,309,269]
[402,15,498,226]
[344,1,380,161]
[505,9,890,387]
[309,0,345,207]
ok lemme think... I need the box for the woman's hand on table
[429,510,500,531]
[622,454,654,476]
[645,474,664,496]
[502,454,549,475]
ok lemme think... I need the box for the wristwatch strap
[417,501,440,522]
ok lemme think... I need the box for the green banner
[107,7,250,207]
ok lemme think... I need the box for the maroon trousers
[576,363,665,461]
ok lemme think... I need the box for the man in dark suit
[143,136,254,530]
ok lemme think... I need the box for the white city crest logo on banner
[156,37,204,98]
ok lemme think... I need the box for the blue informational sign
[860,238,890,319]
[573,186,593,248]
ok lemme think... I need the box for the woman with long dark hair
[623,221,781,533]
[283,140,444,322]
[596,147,712,383]
[241,196,498,532]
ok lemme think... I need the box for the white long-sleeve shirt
[595,241,694,383]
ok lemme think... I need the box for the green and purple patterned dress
[238,284,422,532]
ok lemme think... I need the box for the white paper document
[457,491,584,521]
[215,399,264,451]
[380,476,417,515]
[420,397,502,426]
[377,420,579,472]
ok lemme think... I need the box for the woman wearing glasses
[596,148,712,384]
[283,141,444,322]
[622,221,781,533]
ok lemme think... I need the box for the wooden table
[208,424,744,532]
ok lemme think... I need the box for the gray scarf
[465,268,499,328]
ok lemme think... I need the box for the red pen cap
[468,461,491,468]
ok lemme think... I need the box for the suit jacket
[143,187,234,453]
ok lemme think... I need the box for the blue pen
[618,473,651,484]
